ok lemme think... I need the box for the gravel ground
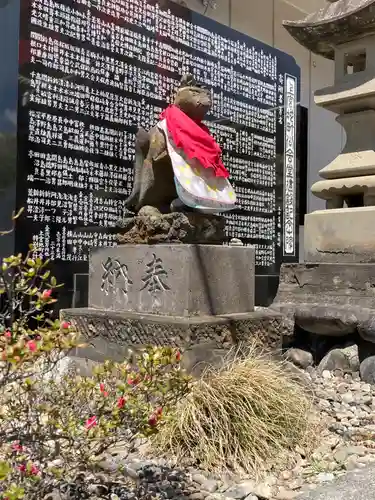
[45,345,375,500]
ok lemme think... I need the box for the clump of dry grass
[155,346,316,475]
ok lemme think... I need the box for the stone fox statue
[124,74,212,213]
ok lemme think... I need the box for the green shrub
[0,212,191,499]
[0,346,190,499]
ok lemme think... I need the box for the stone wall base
[60,308,293,376]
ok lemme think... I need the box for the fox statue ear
[179,73,196,88]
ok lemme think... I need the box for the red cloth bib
[160,104,229,179]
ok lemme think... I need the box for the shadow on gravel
[44,463,200,500]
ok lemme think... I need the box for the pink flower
[85,416,97,430]
[99,383,108,397]
[30,464,40,476]
[117,396,126,409]
[41,289,52,300]
[148,414,158,427]
[61,321,70,330]
[12,442,23,452]
[127,375,140,386]
[175,350,181,362]
[148,407,163,427]
[18,463,40,476]
[27,340,37,352]
[4,330,11,339]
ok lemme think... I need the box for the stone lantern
[284,0,375,262]
[271,1,375,373]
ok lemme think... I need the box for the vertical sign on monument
[15,0,300,307]
[283,74,298,259]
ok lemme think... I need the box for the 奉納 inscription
[140,254,170,295]
[100,257,133,299]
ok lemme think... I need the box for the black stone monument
[0,0,300,309]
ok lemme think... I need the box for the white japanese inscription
[24,0,298,270]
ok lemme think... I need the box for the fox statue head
[174,73,212,121]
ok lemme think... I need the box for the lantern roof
[283,1,375,60]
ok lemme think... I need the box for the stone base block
[60,308,292,374]
[89,244,255,316]
[304,207,375,263]
[273,262,375,340]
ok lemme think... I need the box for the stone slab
[275,263,375,308]
[89,244,255,317]
[60,307,292,366]
[272,263,375,337]
[304,207,375,263]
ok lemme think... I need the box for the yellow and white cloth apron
[157,119,236,214]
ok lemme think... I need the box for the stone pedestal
[89,244,255,316]
[62,244,287,374]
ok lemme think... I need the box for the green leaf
[49,467,63,479]
[0,460,11,480]
[4,484,25,500]
[50,276,57,286]
[28,268,36,277]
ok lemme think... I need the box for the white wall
[182,0,344,218]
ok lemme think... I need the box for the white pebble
[341,392,354,404]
